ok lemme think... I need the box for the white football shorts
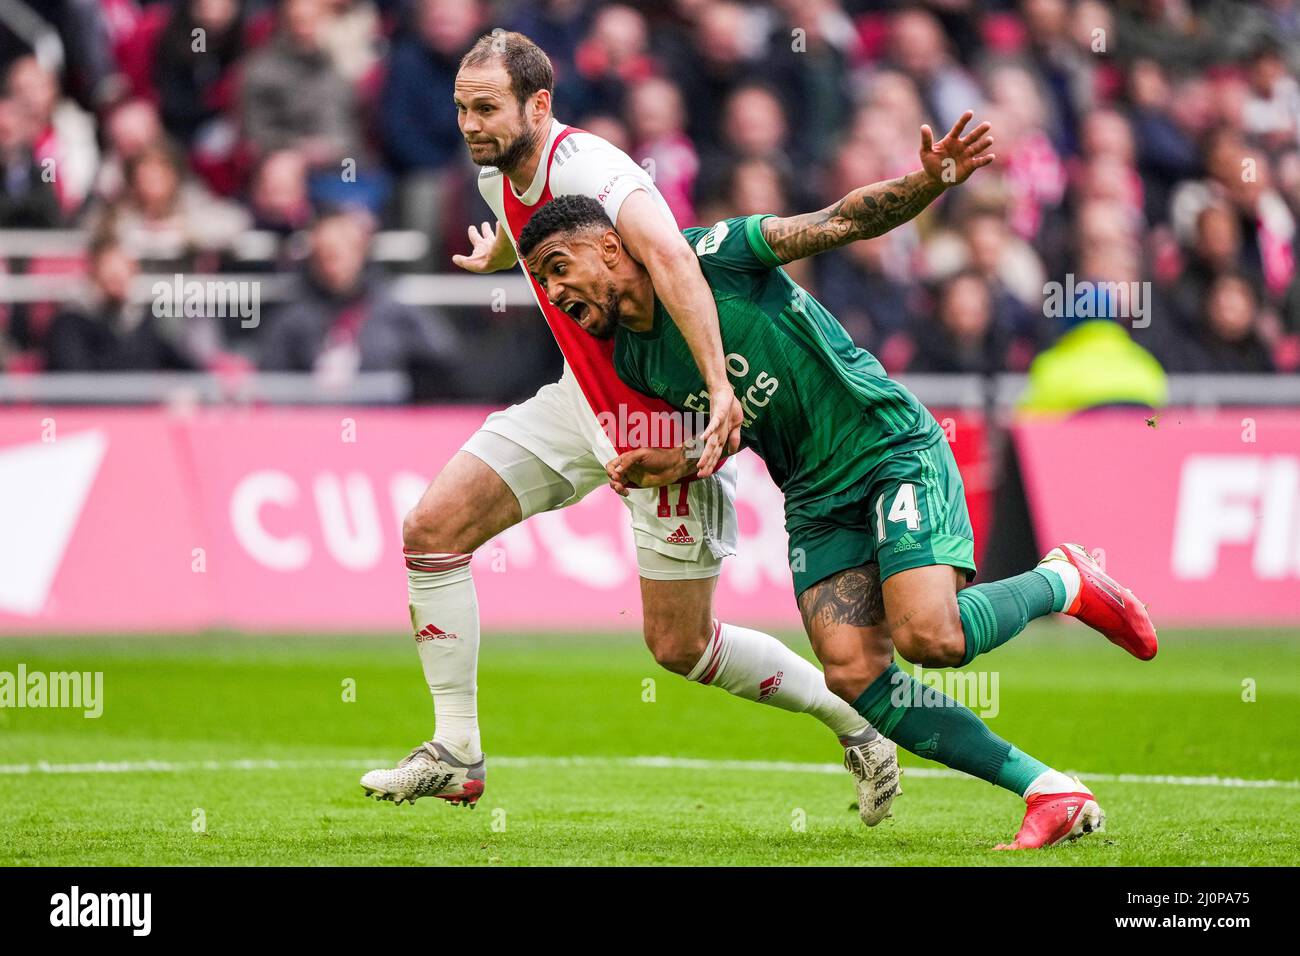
[461,366,738,580]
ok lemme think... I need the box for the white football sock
[1037,549,1083,612]
[1024,768,1085,799]
[686,621,871,741]
[405,551,482,764]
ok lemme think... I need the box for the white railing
[4,372,1300,408]
[0,271,534,307]
[0,229,431,263]
[0,371,411,404]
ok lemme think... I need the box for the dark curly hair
[517,194,613,259]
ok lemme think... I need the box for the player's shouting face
[523,224,628,340]
[454,62,549,172]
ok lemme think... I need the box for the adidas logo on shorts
[893,532,923,554]
[665,524,696,545]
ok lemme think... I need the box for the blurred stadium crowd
[1,0,1299,403]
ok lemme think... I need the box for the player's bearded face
[468,103,536,170]
[584,281,622,340]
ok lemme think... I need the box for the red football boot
[1040,543,1158,661]
[994,780,1105,850]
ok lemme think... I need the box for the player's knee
[643,619,710,676]
[822,662,869,703]
[402,500,473,555]
[822,649,894,703]
[893,615,966,668]
[401,504,437,552]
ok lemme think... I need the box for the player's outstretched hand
[605,446,699,497]
[919,110,995,188]
[696,386,742,478]
[451,221,516,273]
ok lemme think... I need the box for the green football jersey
[613,214,945,515]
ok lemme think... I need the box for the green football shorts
[786,436,977,596]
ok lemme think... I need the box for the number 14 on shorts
[875,483,921,542]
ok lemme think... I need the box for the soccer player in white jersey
[360,31,900,824]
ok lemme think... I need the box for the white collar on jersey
[508,119,567,206]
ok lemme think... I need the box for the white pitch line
[0,755,1296,791]
[0,758,365,775]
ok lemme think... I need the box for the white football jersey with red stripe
[478,120,684,453]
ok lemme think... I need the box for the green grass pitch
[1,625,1297,866]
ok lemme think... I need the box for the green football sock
[852,662,1049,795]
[996,745,1052,797]
[956,569,1064,666]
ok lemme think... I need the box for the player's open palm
[451,221,516,273]
[919,110,995,188]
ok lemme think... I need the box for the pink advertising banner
[0,407,990,634]
[0,409,212,632]
[1014,410,1300,625]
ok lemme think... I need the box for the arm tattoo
[797,563,885,631]
[760,169,944,263]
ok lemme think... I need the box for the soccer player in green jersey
[517,111,1159,849]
